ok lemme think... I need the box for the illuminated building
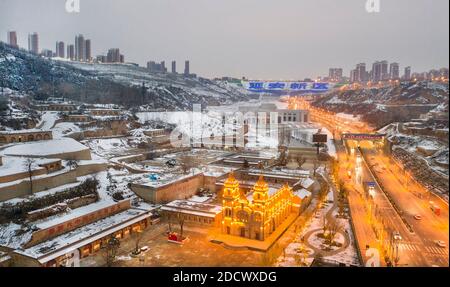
[221,173,298,241]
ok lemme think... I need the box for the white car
[435,240,447,248]
[393,231,402,241]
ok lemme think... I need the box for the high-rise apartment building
[56,41,65,58]
[389,62,400,79]
[75,34,86,61]
[28,33,39,54]
[356,63,367,82]
[7,31,18,47]
[85,39,91,62]
[107,48,121,63]
[67,44,75,60]
[404,66,411,80]
[328,68,343,82]
[184,60,190,76]
[171,61,177,74]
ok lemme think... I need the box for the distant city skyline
[0,0,448,79]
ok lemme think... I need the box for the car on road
[140,246,150,253]
[393,231,402,241]
[434,240,447,248]
[414,214,422,220]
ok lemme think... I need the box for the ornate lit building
[221,172,298,241]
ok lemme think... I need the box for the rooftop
[0,156,58,178]
[162,200,222,218]
[1,138,90,157]
[15,208,151,263]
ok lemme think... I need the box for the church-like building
[221,172,299,241]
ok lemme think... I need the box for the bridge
[342,133,386,141]
[342,133,388,152]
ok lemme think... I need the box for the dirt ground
[81,223,266,267]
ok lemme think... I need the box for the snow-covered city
[0,0,448,280]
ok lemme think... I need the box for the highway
[290,97,449,266]
[361,148,449,267]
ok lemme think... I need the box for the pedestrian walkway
[425,246,447,255]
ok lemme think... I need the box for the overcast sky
[0,0,448,79]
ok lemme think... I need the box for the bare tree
[296,155,307,169]
[23,158,36,193]
[104,236,120,267]
[176,212,185,240]
[67,159,79,171]
[278,147,288,166]
[327,219,343,247]
[131,229,143,255]
[322,217,329,236]
[178,155,199,174]
[166,212,173,233]
[313,159,320,177]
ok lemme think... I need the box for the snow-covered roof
[0,156,57,177]
[203,165,237,177]
[295,178,315,189]
[294,188,312,199]
[34,200,118,230]
[0,129,51,135]
[134,169,203,188]
[1,138,90,157]
[162,200,222,218]
[15,208,151,263]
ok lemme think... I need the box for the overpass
[342,133,388,153]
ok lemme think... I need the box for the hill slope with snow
[312,82,449,128]
[0,43,253,110]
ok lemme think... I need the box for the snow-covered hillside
[0,43,253,110]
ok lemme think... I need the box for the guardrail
[358,148,415,234]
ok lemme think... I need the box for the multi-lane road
[291,97,449,266]
[361,148,449,267]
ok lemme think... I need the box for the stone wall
[0,168,47,184]
[0,170,78,202]
[75,162,108,176]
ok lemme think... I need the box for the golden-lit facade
[221,173,296,241]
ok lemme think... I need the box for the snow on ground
[82,138,134,158]
[0,156,56,177]
[1,138,89,157]
[336,113,361,122]
[51,122,81,139]
[37,112,59,130]
[0,223,33,250]
[189,195,212,203]
[321,127,337,159]
[0,181,83,205]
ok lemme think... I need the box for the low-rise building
[1,138,92,160]
[10,200,158,267]
[89,109,121,117]
[161,199,222,226]
[34,103,77,111]
[0,130,53,144]
[66,115,92,122]
[131,171,205,204]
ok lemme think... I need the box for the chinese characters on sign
[243,81,330,93]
